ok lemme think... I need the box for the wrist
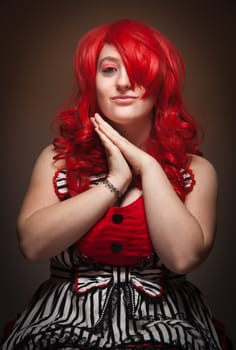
[139,155,158,176]
[108,172,132,194]
[101,177,123,200]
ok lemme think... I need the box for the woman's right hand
[17,142,132,261]
[91,117,132,195]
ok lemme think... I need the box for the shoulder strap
[53,169,70,200]
[180,168,195,193]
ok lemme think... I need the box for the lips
[111,95,138,105]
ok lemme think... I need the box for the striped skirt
[1,251,222,349]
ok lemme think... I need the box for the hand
[91,115,132,194]
[92,113,157,176]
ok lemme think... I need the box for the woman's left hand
[91,114,218,274]
[91,113,156,175]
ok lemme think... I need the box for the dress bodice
[53,168,194,266]
[78,195,153,266]
[2,169,222,350]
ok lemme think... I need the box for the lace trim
[180,167,195,193]
[53,169,69,200]
[12,320,219,350]
[53,169,195,200]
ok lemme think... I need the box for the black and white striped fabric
[2,247,221,349]
[2,169,222,349]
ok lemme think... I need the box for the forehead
[97,44,121,63]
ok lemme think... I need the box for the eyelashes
[101,63,118,74]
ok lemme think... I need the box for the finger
[92,115,114,151]
[90,117,99,129]
[94,113,128,149]
[91,116,110,145]
[94,114,120,137]
[93,122,119,155]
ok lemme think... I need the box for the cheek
[96,78,108,101]
[96,76,111,113]
[144,96,155,111]
[96,90,110,114]
[96,89,105,104]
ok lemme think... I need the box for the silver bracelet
[102,178,122,200]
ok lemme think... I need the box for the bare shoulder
[32,144,65,173]
[26,144,66,197]
[190,154,217,179]
[18,145,65,220]
[189,154,218,194]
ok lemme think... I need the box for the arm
[17,144,131,261]
[141,155,218,273]
[92,114,218,273]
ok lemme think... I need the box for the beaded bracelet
[102,178,122,200]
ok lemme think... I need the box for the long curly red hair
[53,19,202,201]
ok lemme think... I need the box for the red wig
[53,19,202,200]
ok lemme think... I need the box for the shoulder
[33,144,66,172]
[26,145,66,191]
[190,154,217,180]
[188,154,218,195]
[17,145,66,225]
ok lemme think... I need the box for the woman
[2,19,222,349]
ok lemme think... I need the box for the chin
[104,110,141,123]
[108,116,137,125]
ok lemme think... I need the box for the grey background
[1,0,235,346]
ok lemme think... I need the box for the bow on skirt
[73,265,166,329]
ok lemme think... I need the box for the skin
[17,45,218,274]
[96,44,155,146]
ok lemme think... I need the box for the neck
[111,116,154,149]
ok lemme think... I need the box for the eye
[101,63,118,74]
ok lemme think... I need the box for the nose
[116,67,131,92]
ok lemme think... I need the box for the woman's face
[96,44,155,126]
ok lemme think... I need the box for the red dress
[78,194,153,266]
[2,169,224,349]
[53,169,195,267]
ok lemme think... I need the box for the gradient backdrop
[1,0,235,346]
